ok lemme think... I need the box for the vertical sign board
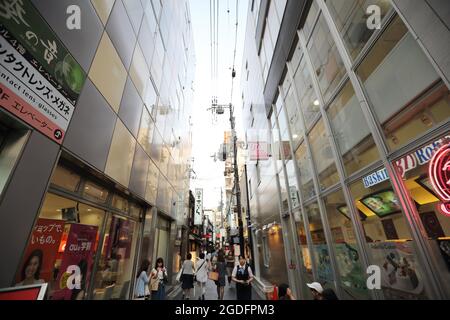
[0,1,86,143]
[194,188,203,226]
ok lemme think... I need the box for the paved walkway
[167,278,262,301]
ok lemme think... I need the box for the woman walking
[214,251,227,300]
[150,257,168,300]
[134,259,151,300]
[181,253,195,300]
[195,253,208,300]
[225,250,235,285]
[232,255,254,300]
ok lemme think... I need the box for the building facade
[0,0,195,299]
[241,0,450,300]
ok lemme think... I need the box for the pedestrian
[225,250,235,285]
[232,255,254,300]
[181,253,195,300]
[134,259,151,300]
[278,283,295,300]
[306,282,324,300]
[322,288,339,300]
[195,253,208,300]
[214,250,227,300]
[150,257,168,300]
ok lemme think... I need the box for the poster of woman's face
[16,249,44,286]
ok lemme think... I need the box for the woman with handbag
[134,259,151,300]
[213,250,227,300]
[150,257,168,300]
[181,253,195,300]
[195,253,208,300]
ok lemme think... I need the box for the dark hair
[137,259,150,278]
[186,253,192,260]
[199,253,205,259]
[322,288,339,300]
[21,249,43,281]
[218,250,225,263]
[155,257,164,269]
[278,283,289,298]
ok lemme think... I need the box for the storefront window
[349,177,429,299]
[294,142,315,200]
[294,209,313,282]
[16,193,104,300]
[293,56,320,130]
[308,118,340,191]
[324,190,370,299]
[307,14,346,104]
[326,0,392,60]
[50,166,81,192]
[304,202,334,285]
[93,215,139,300]
[327,80,380,176]
[356,15,446,151]
[392,134,450,296]
[83,180,109,203]
[112,194,129,213]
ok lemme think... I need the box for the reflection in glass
[326,81,380,176]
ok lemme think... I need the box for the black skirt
[181,274,194,289]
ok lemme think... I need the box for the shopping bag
[208,271,219,281]
[176,267,184,282]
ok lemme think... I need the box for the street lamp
[207,102,245,257]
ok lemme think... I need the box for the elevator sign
[428,142,450,217]
[194,188,203,226]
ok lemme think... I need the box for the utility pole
[208,102,245,257]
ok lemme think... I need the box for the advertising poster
[369,241,426,299]
[313,244,333,282]
[0,0,86,144]
[52,223,98,300]
[334,243,369,299]
[15,218,64,286]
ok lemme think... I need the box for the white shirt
[182,260,194,275]
[195,259,208,283]
[232,264,254,278]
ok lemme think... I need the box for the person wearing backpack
[232,255,254,300]
[195,253,208,300]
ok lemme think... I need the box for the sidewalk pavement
[167,278,263,301]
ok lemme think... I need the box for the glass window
[16,193,104,300]
[286,160,300,210]
[308,119,340,191]
[284,86,304,150]
[327,81,380,176]
[305,202,334,285]
[294,142,315,200]
[293,56,321,129]
[324,190,370,299]
[294,208,314,284]
[83,180,109,203]
[50,165,81,192]
[356,16,446,151]
[308,14,347,104]
[349,177,430,299]
[392,135,450,297]
[137,107,155,156]
[303,0,319,39]
[93,215,139,300]
[112,194,129,213]
[326,0,392,60]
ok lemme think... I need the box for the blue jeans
[151,283,166,300]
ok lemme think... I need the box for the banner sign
[52,223,98,300]
[0,0,86,143]
[15,218,64,286]
[248,141,269,161]
[194,188,203,226]
[0,1,86,104]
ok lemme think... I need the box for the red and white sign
[249,141,269,161]
[428,141,450,217]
